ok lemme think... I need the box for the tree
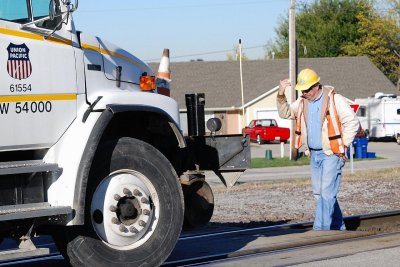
[269,0,367,58]
[268,0,399,84]
[342,1,400,84]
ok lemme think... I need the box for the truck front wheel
[63,137,184,266]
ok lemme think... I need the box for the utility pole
[289,0,297,160]
[395,50,400,91]
[239,39,245,129]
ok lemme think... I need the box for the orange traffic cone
[156,48,171,96]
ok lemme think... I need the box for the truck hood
[79,32,154,83]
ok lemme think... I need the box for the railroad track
[1,210,400,266]
[164,210,400,266]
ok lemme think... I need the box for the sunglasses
[302,83,318,94]
[302,87,313,94]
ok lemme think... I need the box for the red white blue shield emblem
[7,43,32,80]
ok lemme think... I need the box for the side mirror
[65,0,80,12]
[49,0,58,20]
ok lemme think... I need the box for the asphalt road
[206,140,400,186]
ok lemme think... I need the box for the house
[150,56,397,135]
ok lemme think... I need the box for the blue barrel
[352,138,359,158]
[358,137,368,146]
[352,137,368,158]
[359,138,368,158]
[355,145,363,158]
[361,145,367,158]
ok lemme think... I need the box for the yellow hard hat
[295,68,320,91]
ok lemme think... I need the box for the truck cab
[0,0,79,149]
[0,1,250,266]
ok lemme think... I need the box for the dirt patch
[210,168,400,225]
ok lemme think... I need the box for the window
[1,0,59,30]
[397,109,400,115]
[248,121,255,128]
[0,0,30,23]
[260,120,272,127]
[32,0,61,30]
[357,106,366,117]
[32,0,52,20]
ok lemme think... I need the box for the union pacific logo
[7,43,32,80]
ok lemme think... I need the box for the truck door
[248,120,256,140]
[0,0,77,151]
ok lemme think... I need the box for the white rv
[355,93,400,143]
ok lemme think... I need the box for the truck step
[0,160,59,175]
[0,203,71,221]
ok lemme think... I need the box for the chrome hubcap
[91,170,159,250]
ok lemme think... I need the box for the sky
[73,0,306,63]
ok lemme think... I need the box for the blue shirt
[307,90,324,149]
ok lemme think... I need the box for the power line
[144,45,266,62]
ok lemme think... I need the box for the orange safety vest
[294,99,304,150]
[295,90,346,154]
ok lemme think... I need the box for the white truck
[0,1,250,266]
[355,92,400,143]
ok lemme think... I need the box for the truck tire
[60,137,184,266]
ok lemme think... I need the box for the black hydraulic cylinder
[185,93,205,136]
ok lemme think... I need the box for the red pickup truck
[242,119,290,144]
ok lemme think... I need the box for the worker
[277,68,359,230]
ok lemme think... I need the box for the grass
[251,156,383,168]
[251,156,310,168]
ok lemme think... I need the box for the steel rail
[178,231,400,267]
[163,209,400,266]
[0,210,399,266]
[180,209,400,240]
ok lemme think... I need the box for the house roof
[150,56,397,110]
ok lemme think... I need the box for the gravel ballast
[210,168,400,225]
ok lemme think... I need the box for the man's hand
[278,79,291,96]
[338,153,348,161]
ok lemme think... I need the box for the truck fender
[73,105,185,225]
[107,104,186,149]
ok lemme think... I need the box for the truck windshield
[32,0,52,20]
[0,0,30,23]
[0,0,51,23]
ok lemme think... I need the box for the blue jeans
[310,150,346,230]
